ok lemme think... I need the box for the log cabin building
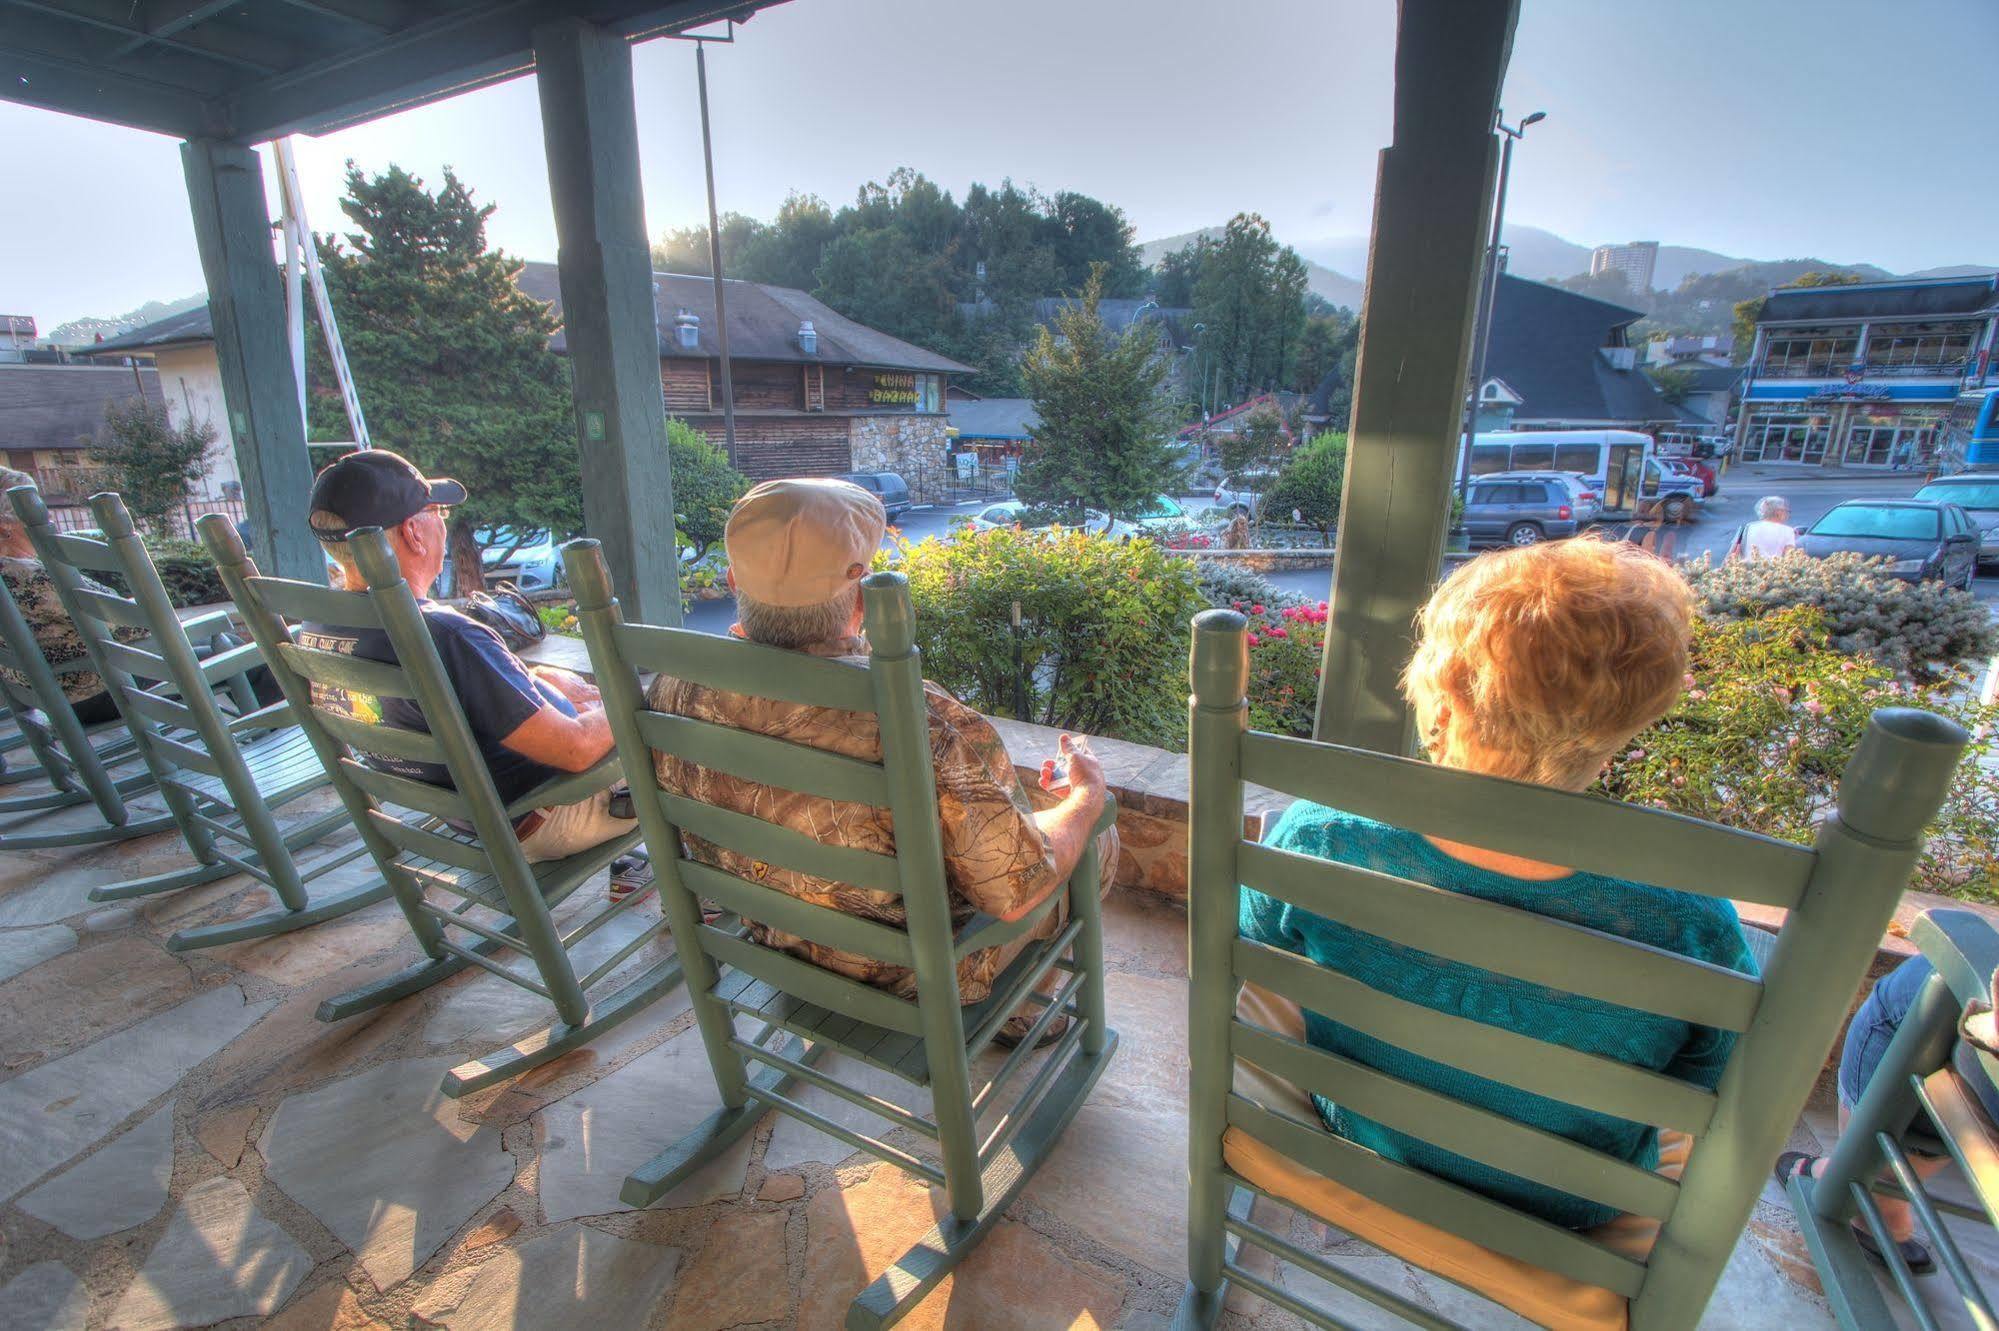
[90,262,969,491]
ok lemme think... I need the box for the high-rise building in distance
[1589,241,1660,296]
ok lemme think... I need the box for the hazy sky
[6,0,1995,329]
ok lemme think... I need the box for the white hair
[736,583,861,651]
[1755,495,1790,521]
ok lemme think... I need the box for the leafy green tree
[1045,191,1144,296]
[1017,268,1182,524]
[90,398,212,535]
[1189,215,1312,403]
[1262,432,1348,540]
[1152,237,1209,307]
[306,162,580,596]
[813,226,958,349]
[1217,403,1287,478]
[737,193,839,290]
[651,211,768,276]
[1294,309,1359,408]
[667,418,748,561]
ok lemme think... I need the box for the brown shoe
[995,1010,1071,1050]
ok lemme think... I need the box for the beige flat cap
[725,478,887,607]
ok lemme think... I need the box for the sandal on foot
[1776,1151,1936,1275]
[995,1011,1071,1050]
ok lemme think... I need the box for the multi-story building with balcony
[1589,241,1659,296]
[1735,274,1999,467]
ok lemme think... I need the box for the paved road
[678,465,1996,636]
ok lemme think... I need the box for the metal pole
[1457,125,1513,508]
[696,41,738,466]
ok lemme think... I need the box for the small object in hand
[1040,735,1093,795]
[607,786,634,820]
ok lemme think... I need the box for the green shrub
[1599,607,1998,900]
[1262,432,1347,540]
[91,536,228,609]
[1193,561,1306,613]
[1683,551,1997,680]
[1240,601,1330,738]
[891,526,1207,749]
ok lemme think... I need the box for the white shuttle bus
[1459,430,1657,517]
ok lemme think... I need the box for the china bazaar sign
[870,372,920,405]
[1805,369,1891,402]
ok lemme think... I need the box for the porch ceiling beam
[227,0,769,143]
[4,0,285,74]
[533,17,681,624]
[269,0,408,34]
[1312,0,1519,752]
[0,41,223,137]
[110,0,251,59]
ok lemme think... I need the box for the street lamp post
[1455,109,1546,514]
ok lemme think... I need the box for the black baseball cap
[307,450,467,543]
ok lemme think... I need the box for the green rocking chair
[0,512,179,851]
[564,542,1119,1331]
[13,488,393,949]
[1176,608,1968,1331]
[198,515,681,1095]
[1787,906,1999,1330]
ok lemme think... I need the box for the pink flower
[1804,699,1825,717]
[1250,604,1265,616]
[1269,626,1288,639]
[1246,633,1261,647]
[1318,601,1329,611]
[1626,748,1646,761]
[1671,775,1686,788]
[1687,689,1708,701]
[1683,673,1697,690]
[1772,686,1793,704]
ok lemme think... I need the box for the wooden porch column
[182,140,321,583]
[1312,0,1519,750]
[533,19,680,625]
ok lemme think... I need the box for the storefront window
[1864,322,1979,372]
[916,374,942,413]
[1762,326,1860,377]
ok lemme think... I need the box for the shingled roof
[1758,275,1999,325]
[1484,275,1693,426]
[0,363,164,453]
[92,263,971,375]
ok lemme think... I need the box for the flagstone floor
[0,785,1993,1330]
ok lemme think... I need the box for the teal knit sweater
[1240,801,1759,1229]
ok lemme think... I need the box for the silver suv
[1481,470,1601,524]
[1463,476,1580,547]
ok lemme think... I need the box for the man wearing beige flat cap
[646,478,1117,1043]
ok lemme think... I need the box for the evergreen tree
[1017,268,1182,524]
[307,163,579,596]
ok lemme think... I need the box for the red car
[1658,456,1718,497]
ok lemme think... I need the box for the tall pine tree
[1016,267,1182,525]
[307,163,579,595]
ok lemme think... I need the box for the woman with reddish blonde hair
[1238,537,1759,1229]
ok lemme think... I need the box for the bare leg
[1800,1104,1952,1242]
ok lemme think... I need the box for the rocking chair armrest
[1091,792,1119,837]
[197,639,266,684]
[226,699,293,733]
[1912,908,1999,1010]
[176,609,236,641]
[951,797,1116,961]
[503,752,625,819]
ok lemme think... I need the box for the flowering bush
[537,603,579,635]
[1237,600,1331,737]
[1683,551,1996,680]
[1599,607,1998,900]
[891,525,1208,749]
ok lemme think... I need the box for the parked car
[838,471,912,519]
[1658,456,1719,498]
[479,526,562,591]
[1912,474,1999,568]
[1213,471,1276,519]
[961,501,1133,540]
[1481,470,1601,524]
[1462,477,1579,547]
[1132,494,1190,533]
[1797,500,1982,588]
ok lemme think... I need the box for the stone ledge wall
[850,415,949,501]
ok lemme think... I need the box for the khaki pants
[517,787,637,863]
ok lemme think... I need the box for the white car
[480,527,563,590]
[961,501,1134,540]
[1131,495,1191,533]
[1213,472,1277,519]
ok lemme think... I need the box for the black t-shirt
[298,605,574,807]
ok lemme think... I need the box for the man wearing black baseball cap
[298,450,636,866]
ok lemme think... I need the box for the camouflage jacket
[0,556,147,704]
[647,632,1077,1004]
